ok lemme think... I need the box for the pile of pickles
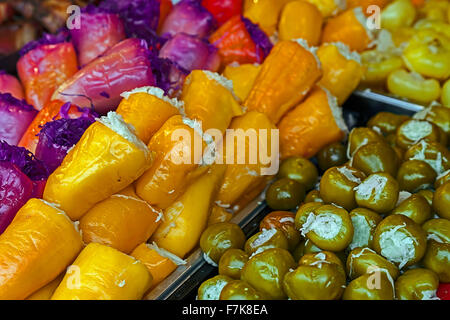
[197,106,450,300]
[360,0,450,106]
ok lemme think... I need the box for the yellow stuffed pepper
[322,7,374,52]
[278,86,348,159]
[347,0,391,15]
[181,70,243,134]
[318,42,364,105]
[51,243,152,300]
[135,115,208,209]
[278,1,323,45]
[381,0,417,30]
[222,63,261,102]
[0,199,83,300]
[116,86,183,144]
[243,0,294,36]
[244,40,322,124]
[304,0,347,18]
[26,274,64,300]
[131,242,186,291]
[79,194,162,254]
[215,111,278,210]
[151,164,226,258]
[43,112,153,221]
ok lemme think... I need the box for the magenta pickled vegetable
[159,33,220,72]
[70,5,126,66]
[0,71,25,100]
[0,93,37,145]
[0,161,34,234]
[52,38,156,114]
[160,0,216,39]
[35,117,94,173]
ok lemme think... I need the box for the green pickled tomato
[197,275,233,300]
[317,142,348,172]
[278,157,318,190]
[390,193,432,225]
[218,249,249,280]
[241,248,296,300]
[219,280,265,300]
[433,182,450,220]
[395,268,440,300]
[351,141,399,177]
[200,222,246,265]
[354,173,399,214]
[348,208,383,250]
[266,178,306,210]
[244,228,289,256]
[342,272,395,300]
[397,160,437,192]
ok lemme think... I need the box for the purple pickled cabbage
[0,140,48,181]
[149,54,189,95]
[19,31,70,57]
[36,117,94,173]
[58,102,99,121]
[242,17,273,58]
[0,70,25,100]
[70,5,126,66]
[0,161,34,234]
[160,0,217,39]
[52,38,156,114]
[159,33,220,72]
[99,0,162,51]
[0,93,38,145]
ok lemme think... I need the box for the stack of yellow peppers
[359,0,450,106]
[0,0,382,300]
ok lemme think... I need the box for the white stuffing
[200,277,229,300]
[349,215,372,250]
[203,252,218,267]
[421,290,440,300]
[396,191,412,206]
[147,242,187,266]
[400,120,433,144]
[120,86,185,112]
[301,212,343,239]
[337,166,362,184]
[354,175,388,201]
[328,42,361,63]
[379,223,417,269]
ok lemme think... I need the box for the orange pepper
[347,0,391,14]
[135,115,207,210]
[79,194,162,254]
[26,274,64,300]
[215,111,278,208]
[43,112,153,220]
[222,63,261,102]
[51,243,152,300]
[278,1,323,45]
[208,205,234,225]
[151,164,226,258]
[244,40,322,124]
[17,42,78,111]
[181,70,243,134]
[0,199,83,300]
[278,86,348,159]
[116,87,181,144]
[317,42,364,105]
[131,242,186,290]
[321,8,374,52]
[243,0,295,36]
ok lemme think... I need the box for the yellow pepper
[0,199,83,300]
[116,87,182,144]
[208,205,234,226]
[402,29,450,80]
[278,1,323,45]
[381,0,417,31]
[278,86,348,159]
[414,19,450,38]
[26,274,64,300]
[391,27,416,46]
[43,112,153,221]
[131,242,186,290]
[215,111,278,209]
[135,115,207,210]
[419,0,449,22]
[413,105,450,143]
[387,69,441,104]
[51,243,152,300]
[243,0,294,35]
[244,40,322,124]
[321,8,374,52]
[151,164,226,258]
[304,0,346,18]
[222,63,261,102]
[181,70,243,134]
[79,194,162,254]
[361,49,404,84]
[318,42,364,105]
[442,79,450,107]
